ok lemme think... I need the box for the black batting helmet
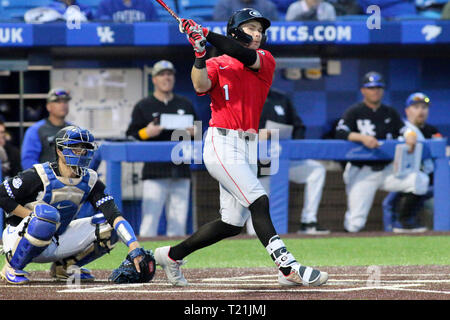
[226,8,271,45]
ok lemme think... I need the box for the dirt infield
[1,232,449,304]
[1,265,449,301]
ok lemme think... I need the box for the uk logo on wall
[0,27,24,44]
[97,26,115,43]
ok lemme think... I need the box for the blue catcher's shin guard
[9,204,60,270]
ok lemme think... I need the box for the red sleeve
[195,58,219,96]
[256,49,276,86]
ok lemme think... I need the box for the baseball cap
[406,92,431,107]
[47,88,71,102]
[151,60,176,77]
[361,71,385,88]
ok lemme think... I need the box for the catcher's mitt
[109,248,156,284]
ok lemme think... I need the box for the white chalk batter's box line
[2,277,449,288]
[1,274,448,295]
[50,273,450,295]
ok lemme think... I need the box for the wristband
[138,128,150,140]
[194,57,206,69]
[115,220,138,247]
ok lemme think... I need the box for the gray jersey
[21,119,70,170]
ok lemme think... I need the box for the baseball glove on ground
[109,248,156,284]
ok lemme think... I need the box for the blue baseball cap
[406,92,430,107]
[361,71,385,88]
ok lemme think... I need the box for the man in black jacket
[126,60,198,237]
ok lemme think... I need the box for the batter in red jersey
[154,8,328,287]
[205,46,275,132]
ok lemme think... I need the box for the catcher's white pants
[203,127,267,227]
[343,162,429,232]
[246,159,326,235]
[2,217,97,263]
[140,178,190,237]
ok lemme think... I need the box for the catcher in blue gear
[0,125,154,284]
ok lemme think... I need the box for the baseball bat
[153,0,181,23]
[153,0,206,47]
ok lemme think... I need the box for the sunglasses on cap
[54,89,69,96]
[48,89,71,102]
[412,95,430,103]
[406,93,430,107]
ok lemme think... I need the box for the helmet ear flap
[228,26,253,44]
[228,27,268,46]
[227,8,271,46]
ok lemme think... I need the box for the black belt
[216,128,257,141]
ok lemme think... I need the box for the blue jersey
[96,0,158,23]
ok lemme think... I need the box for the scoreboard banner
[0,20,449,47]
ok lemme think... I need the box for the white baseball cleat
[278,264,328,287]
[154,246,188,287]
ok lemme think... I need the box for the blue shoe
[79,268,95,281]
[1,263,30,285]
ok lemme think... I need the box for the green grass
[2,235,449,272]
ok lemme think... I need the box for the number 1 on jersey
[223,84,230,101]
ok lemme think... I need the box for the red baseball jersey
[197,49,276,132]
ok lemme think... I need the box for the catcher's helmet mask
[227,8,271,46]
[54,125,97,176]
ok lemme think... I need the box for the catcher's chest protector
[29,163,98,235]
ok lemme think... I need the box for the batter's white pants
[203,127,267,227]
[140,178,190,237]
[246,159,326,235]
[2,217,99,263]
[343,162,429,232]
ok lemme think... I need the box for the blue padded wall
[154,57,450,141]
